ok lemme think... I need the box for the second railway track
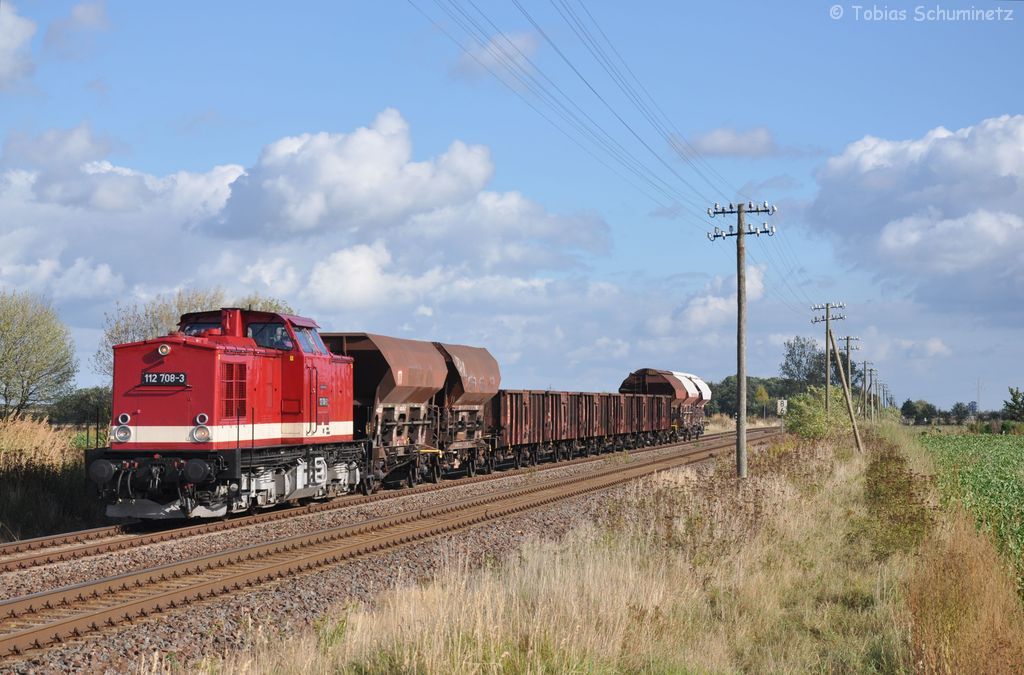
[0,429,776,574]
[0,428,779,658]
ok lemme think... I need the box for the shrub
[784,385,853,440]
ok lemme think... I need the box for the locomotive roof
[178,308,320,328]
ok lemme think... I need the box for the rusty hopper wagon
[320,333,500,486]
[618,368,711,440]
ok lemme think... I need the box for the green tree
[950,402,969,425]
[92,288,295,377]
[779,336,825,391]
[901,399,918,421]
[48,386,112,425]
[0,291,78,418]
[754,384,770,419]
[914,400,938,425]
[1003,387,1024,422]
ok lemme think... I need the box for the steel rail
[0,429,777,573]
[0,428,779,657]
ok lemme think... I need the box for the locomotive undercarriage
[87,442,369,520]
[87,423,705,520]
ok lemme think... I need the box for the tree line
[704,334,1023,427]
[705,335,865,418]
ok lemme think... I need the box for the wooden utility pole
[811,302,846,413]
[862,360,872,419]
[707,200,777,479]
[840,336,860,412]
[868,368,878,421]
[828,329,864,453]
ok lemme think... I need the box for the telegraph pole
[840,336,860,410]
[862,360,872,419]
[871,370,880,420]
[811,303,846,413]
[707,200,777,479]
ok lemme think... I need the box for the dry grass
[907,512,1024,673]
[0,415,80,470]
[0,415,105,541]
[153,426,1024,674]
[187,437,915,674]
[704,412,777,434]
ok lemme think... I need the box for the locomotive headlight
[157,344,171,356]
[195,412,209,425]
[191,425,212,443]
[113,425,132,442]
[117,413,131,425]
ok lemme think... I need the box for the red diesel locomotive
[86,308,710,519]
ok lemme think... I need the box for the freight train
[85,308,710,519]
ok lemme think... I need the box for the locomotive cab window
[295,327,327,355]
[247,322,294,350]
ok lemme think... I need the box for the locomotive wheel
[359,476,373,496]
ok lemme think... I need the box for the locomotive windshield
[294,327,328,354]
[247,322,294,350]
[181,321,220,336]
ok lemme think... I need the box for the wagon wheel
[513,449,523,469]
[427,457,441,483]
[530,448,538,466]
[467,458,477,477]
[406,462,418,488]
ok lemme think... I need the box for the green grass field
[921,433,1024,588]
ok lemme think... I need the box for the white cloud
[44,0,108,60]
[810,114,1024,317]
[211,108,493,236]
[0,110,680,392]
[0,256,123,300]
[645,265,765,336]
[567,337,630,365]
[0,2,35,89]
[454,32,538,82]
[688,127,779,158]
[2,123,244,214]
[305,242,448,311]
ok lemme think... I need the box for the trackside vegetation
[0,416,105,541]
[182,424,1024,674]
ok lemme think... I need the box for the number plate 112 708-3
[141,372,187,386]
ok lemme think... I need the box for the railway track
[0,427,779,658]
[0,429,777,575]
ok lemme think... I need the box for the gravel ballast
[1,446,725,673]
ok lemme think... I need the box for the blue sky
[1,0,1022,410]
